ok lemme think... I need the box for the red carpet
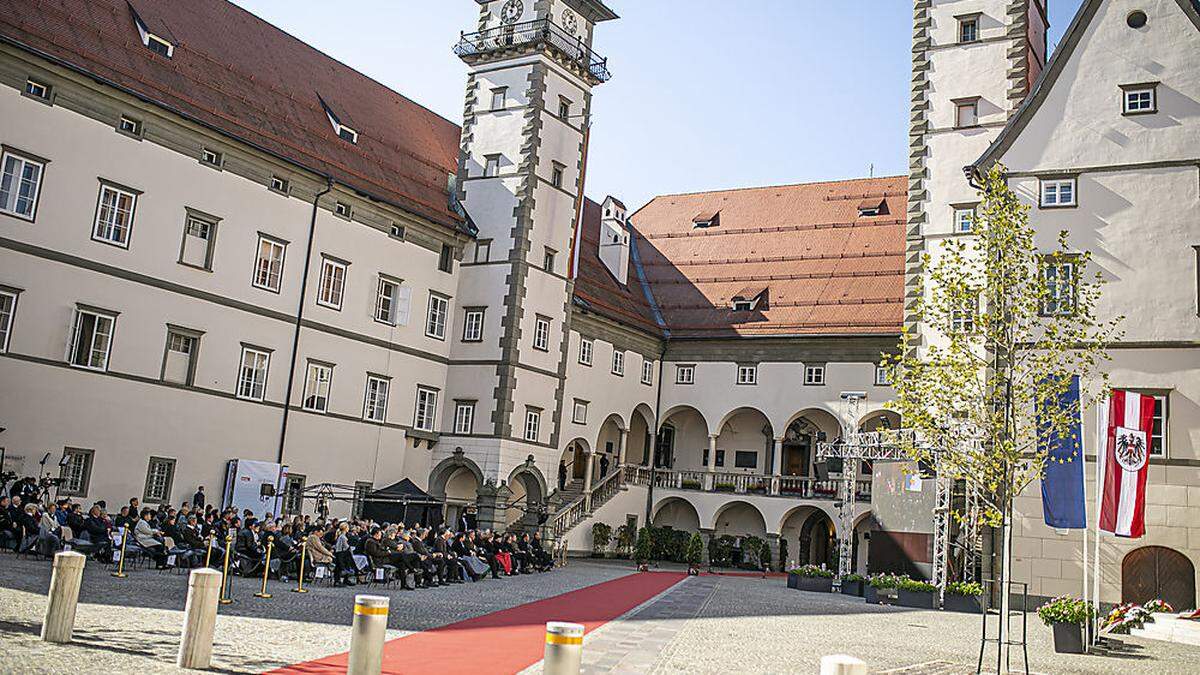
[274,571,685,675]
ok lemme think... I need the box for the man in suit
[192,486,205,509]
[236,519,265,575]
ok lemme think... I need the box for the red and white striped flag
[1097,390,1155,538]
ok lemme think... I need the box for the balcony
[622,466,872,503]
[454,19,612,84]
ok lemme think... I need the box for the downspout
[277,176,335,465]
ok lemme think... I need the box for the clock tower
[438,0,618,529]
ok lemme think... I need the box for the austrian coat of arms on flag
[1098,390,1156,538]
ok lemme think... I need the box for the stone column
[474,482,511,533]
[582,452,595,509]
[699,528,715,566]
[705,434,719,491]
[771,437,783,495]
[765,533,781,572]
[617,428,629,470]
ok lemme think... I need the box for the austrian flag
[1098,390,1156,538]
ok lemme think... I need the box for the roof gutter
[277,175,335,465]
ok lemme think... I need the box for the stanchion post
[111,526,129,578]
[177,568,222,669]
[543,621,584,675]
[292,538,309,593]
[819,654,868,675]
[348,595,389,675]
[41,551,86,643]
[219,533,234,605]
[255,536,274,599]
[204,534,215,569]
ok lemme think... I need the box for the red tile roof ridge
[639,250,901,268]
[649,270,904,285]
[636,218,904,240]
[657,297,902,311]
[633,174,907,204]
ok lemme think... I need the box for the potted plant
[866,573,903,605]
[1037,596,1094,653]
[633,526,653,571]
[943,581,984,613]
[714,481,736,492]
[896,577,938,609]
[788,564,834,592]
[684,532,703,576]
[680,479,702,490]
[590,522,612,558]
[839,573,865,597]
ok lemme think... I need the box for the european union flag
[1040,375,1086,528]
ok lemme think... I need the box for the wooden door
[1122,546,1196,610]
[784,437,810,476]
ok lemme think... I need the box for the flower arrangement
[841,573,865,583]
[946,581,984,597]
[790,564,834,578]
[1143,599,1174,614]
[1102,603,1154,634]
[1036,596,1095,627]
[897,578,937,593]
[868,573,906,589]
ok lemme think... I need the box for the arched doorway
[781,409,840,479]
[651,496,701,532]
[658,405,708,470]
[443,467,478,529]
[1122,546,1196,610]
[798,510,836,570]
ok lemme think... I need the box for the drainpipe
[644,346,666,527]
[276,176,335,465]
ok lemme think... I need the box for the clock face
[563,9,578,35]
[501,0,523,24]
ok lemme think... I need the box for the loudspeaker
[259,483,276,497]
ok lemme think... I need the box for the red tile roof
[572,198,661,334]
[629,177,906,338]
[0,0,464,231]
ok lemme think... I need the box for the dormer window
[731,286,767,311]
[319,95,359,144]
[692,211,719,228]
[732,300,756,311]
[857,198,886,217]
[131,11,174,58]
[337,126,358,143]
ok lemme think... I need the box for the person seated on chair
[236,519,265,575]
[530,532,552,571]
[331,522,357,586]
[65,502,86,535]
[363,527,400,583]
[399,529,437,588]
[112,505,135,530]
[134,509,170,569]
[276,523,304,581]
[0,496,15,551]
[305,525,335,569]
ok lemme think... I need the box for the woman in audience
[133,509,170,569]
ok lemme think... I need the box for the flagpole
[1091,395,1108,646]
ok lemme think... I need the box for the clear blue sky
[230,1,1083,209]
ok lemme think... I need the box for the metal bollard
[255,536,274,599]
[111,526,129,578]
[204,534,215,568]
[348,594,389,675]
[819,654,868,675]
[292,539,309,593]
[41,551,86,643]
[177,568,222,670]
[543,621,584,675]
[219,534,234,605]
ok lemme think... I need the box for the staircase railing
[587,468,622,511]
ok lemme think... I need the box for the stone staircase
[1130,613,1200,646]
[548,470,625,539]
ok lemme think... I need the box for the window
[702,448,726,468]
[1040,178,1077,208]
[0,289,18,353]
[490,87,507,110]
[551,162,565,188]
[93,182,138,247]
[237,346,270,401]
[283,474,306,515]
[303,361,333,412]
[338,126,359,144]
[179,212,217,270]
[69,307,115,371]
[958,16,979,43]
[465,309,489,341]
[162,329,198,386]
[1041,256,1078,316]
[543,247,556,273]
[558,96,571,119]
[676,364,695,384]
[579,338,593,365]
[253,235,286,292]
[533,315,550,351]
[426,293,449,339]
[572,399,588,424]
[439,244,454,273]
[732,299,756,311]
[335,200,351,219]
[955,99,979,128]
[200,147,222,167]
[0,150,45,220]
[484,154,500,177]
[364,375,390,423]
[1121,84,1157,115]
[524,408,542,442]
[953,206,975,234]
[803,364,825,386]
[146,34,173,57]
[389,223,406,240]
[611,349,625,376]
[734,451,758,469]
[414,386,438,431]
[950,294,978,333]
[372,276,398,325]
[875,364,893,386]
[316,256,348,310]
[454,401,476,434]
[474,239,492,263]
[143,456,175,504]
[270,175,289,194]
[118,115,142,137]
[737,364,757,385]
[24,78,51,101]
[641,360,654,385]
[59,448,93,497]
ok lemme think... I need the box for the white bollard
[543,621,584,675]
[41,551,86,643]
[819,654,867,675]
[348,594,389,675]
[178,568,223,670]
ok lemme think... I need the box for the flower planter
[943,594,983,613]
[796,576,833,593]
[787,573,799,589]
[1052,621,1085,654]
[865,586,897,605]
[840,580,864,597]
[897,589,937,609]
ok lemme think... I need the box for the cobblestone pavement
[0,553,635,673]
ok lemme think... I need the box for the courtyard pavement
[1,554,1197,673]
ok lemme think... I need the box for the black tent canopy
[361,478,444,526]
